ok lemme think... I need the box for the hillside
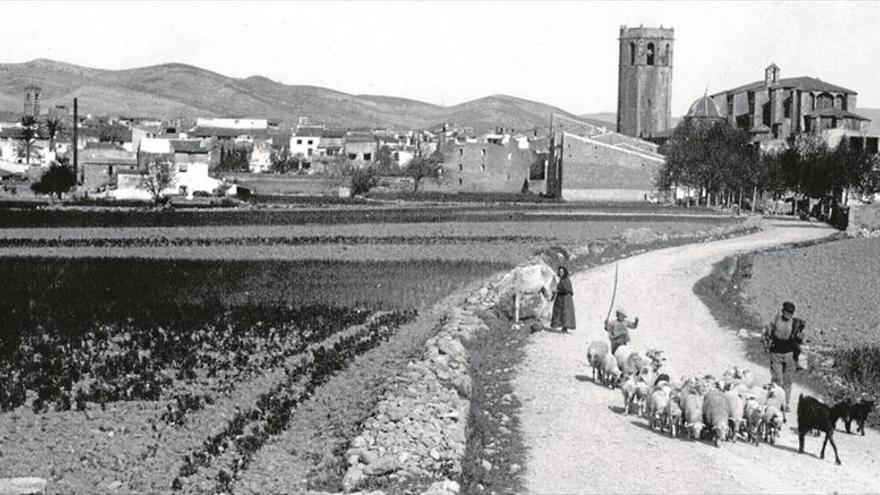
[0,59,581,132]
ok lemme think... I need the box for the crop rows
[0,235,549,248]
[0,305,371,413]
[172,311,413,492]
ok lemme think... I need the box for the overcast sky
[3,1,878,116]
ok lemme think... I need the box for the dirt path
[514,219,880,494]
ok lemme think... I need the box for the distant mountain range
[0,59,586,132]
[2,59,878,136]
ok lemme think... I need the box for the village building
[249,139,273,173]
[343,133,378,167]
[425,137,534,193]
[78,142,138,192]
[135,138,220,198]
[290,126,323,159]
[317,129,345,157]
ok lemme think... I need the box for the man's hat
[782,301,796,313]
[616,309,628,318]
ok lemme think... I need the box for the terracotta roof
[805,108,870,121]
[713,76,856,97]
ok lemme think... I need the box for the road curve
[514,219,880,494]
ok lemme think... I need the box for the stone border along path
[515,219,880,494]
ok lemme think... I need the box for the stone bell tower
[616,25,674,139]
[24,84,41,118]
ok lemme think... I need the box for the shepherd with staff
[603,264,641,353]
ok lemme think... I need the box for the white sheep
[743,397,765,446]
[664,393,683,438]
[763,405,784,445]
[722,389,744,442]
[614,345,634,372]
[765,383,787,422]
[633,379,651,418]
[681,390,704,440]
[647,388,669,431]
[747,385,769,405]
[587,340,610,384]
[637,365,657,389]
[645,348,666,373]
[621,375,637,415]
[624,351,648,376]
[703,390,731,447]
[601,352,622,388]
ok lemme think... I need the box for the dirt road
[514,219,880,494]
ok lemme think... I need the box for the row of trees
[658,121,880,208]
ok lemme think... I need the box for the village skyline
[3,1,880,116]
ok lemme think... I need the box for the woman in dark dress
[551,266,576,333]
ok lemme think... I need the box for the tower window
[664,44,671,65]
[646,43,655,66]
[630,42,636,65]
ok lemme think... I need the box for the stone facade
[536,132,665,201]
[425,140,534,193]
[617,26,674,140]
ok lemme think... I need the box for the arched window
[646,43,655,66]
[834,94,844,110]
[817,92,833,110]
[664,44,671,65]
[630,42,636,65]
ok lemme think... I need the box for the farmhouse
[343,134,379,167]
[78,142,138,192]
[290,126,323,159]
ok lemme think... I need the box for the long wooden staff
[604,263,619,324]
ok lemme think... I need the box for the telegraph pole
[73,98,78,180]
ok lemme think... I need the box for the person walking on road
[605,309,639,353]
[550,266,576,333]
[763,301,806,411]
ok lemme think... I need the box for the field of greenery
[0,204,741,492]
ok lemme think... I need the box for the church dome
[686,95,722,119]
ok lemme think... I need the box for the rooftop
[805,108,870,121]
[713,76,857,97]
[170,139,208,153]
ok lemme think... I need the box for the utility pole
[73,98,78,180]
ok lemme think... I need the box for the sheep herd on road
[586,340,875,464]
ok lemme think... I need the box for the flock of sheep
[587,340,788,447]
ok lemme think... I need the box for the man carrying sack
[763,301,806,412]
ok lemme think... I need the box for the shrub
[349,167,378,196]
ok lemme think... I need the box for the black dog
[842,399,875,436]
